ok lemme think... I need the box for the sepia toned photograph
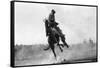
[11,1,98,67]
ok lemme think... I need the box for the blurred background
[15,2,96,45]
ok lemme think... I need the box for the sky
[15,2,96,45]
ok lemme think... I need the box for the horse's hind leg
[61,44,64,47]
[61,36,69,48]
[58,44,63,52]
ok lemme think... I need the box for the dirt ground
[15,42,97,66]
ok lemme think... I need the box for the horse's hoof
[64,44,69,48]
[61,50,63,52]
[43,48,49,51]
[66,46,69,48]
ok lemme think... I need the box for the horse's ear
[43,18,47,22]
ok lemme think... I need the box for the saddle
[44,19,64,37]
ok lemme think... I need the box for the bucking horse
[43,19,68,59]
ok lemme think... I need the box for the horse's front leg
[58,44,63,52]
[50,43,57,59]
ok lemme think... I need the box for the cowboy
[47,9,69,48]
